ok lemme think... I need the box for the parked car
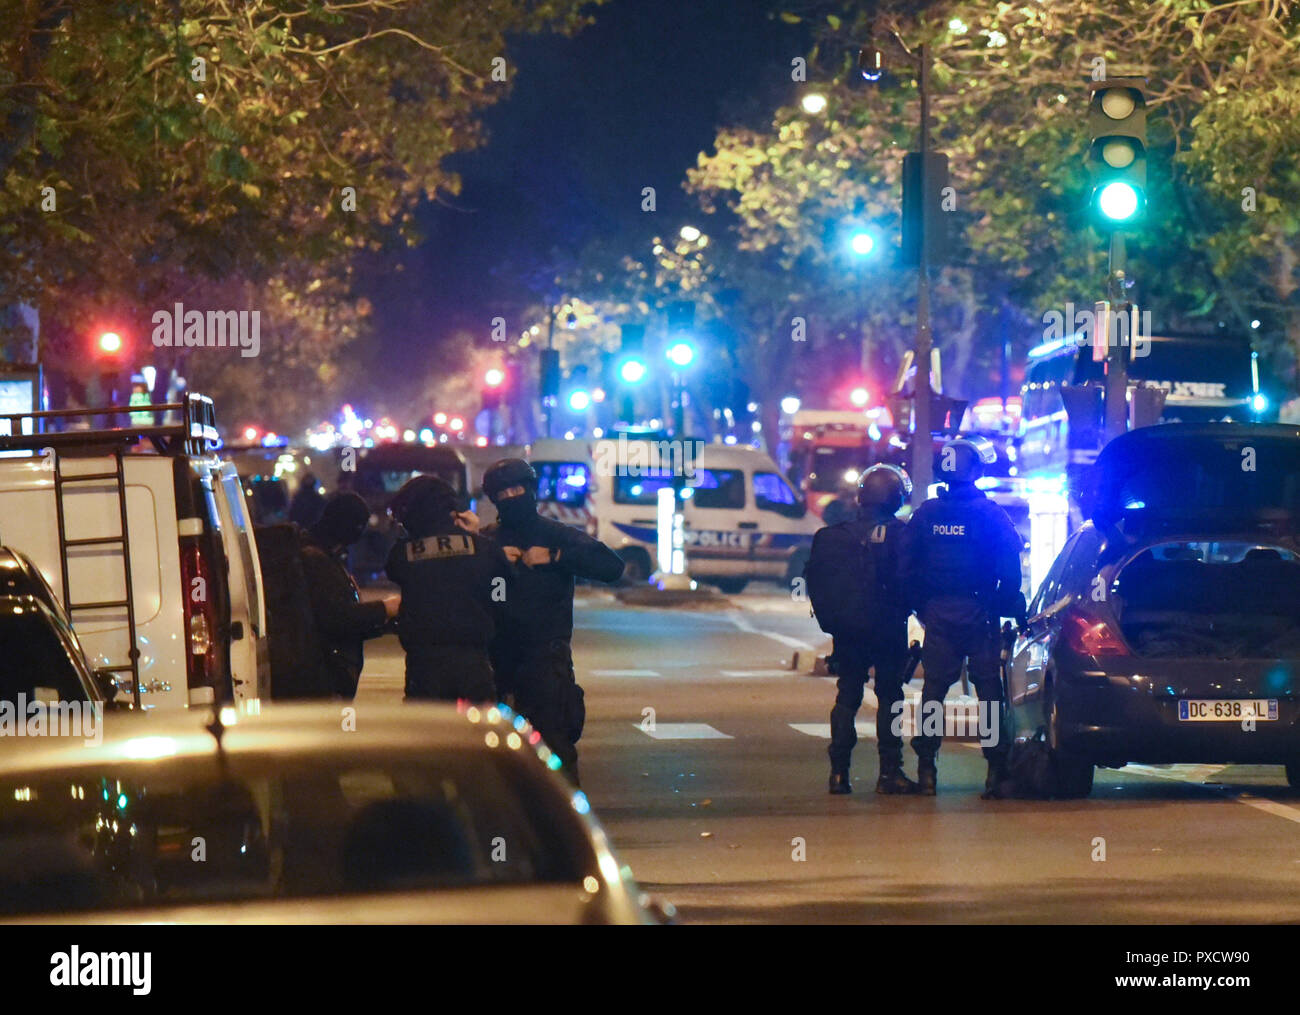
[0,701,674,924]
[1007,423,1300,797]
[0,546,109,709]
[0,394,269,709]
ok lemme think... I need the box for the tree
[0,0,600,419]
[691,1,1300,404]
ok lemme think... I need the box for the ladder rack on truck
[0,394,222,708]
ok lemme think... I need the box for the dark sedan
[1007,424,1300,797]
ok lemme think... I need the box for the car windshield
[807,447,872,491]
[0,748,598,916]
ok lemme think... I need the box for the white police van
[0,395,269,710]
[587,435,817,593]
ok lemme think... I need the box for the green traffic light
[1098,181,1140,222]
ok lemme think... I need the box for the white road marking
[789,722,876,740]
[721,669,795,677]
[592,669,661,677]
[635,722,734,740]
[724,611,818,652]
[1117,764,1300,825]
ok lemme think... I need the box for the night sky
[359,0,810,417]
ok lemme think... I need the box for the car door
[1008,535,1073,714]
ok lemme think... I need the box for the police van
[588,436,817,592]
[0,395,269,710]
[525,437,597,534]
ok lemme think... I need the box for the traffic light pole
[911,41,933,504]
[1104,230,1129,442]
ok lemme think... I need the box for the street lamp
[679,225,702,242]
[849,229,876,256]
[781,396,801,415]
[801,92,828,115]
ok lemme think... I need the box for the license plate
[1178,699,1278,722]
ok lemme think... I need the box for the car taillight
[1062,607,1129,657]
[179,539,217,689]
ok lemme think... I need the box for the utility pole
[1103,232,1129,442]
[911,41,934,504]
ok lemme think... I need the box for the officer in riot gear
[899,436,1024,798]
[481,458,625,785]
[386,475,511,702]
[823,464,918,795]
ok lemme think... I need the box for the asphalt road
[359,587,1300,924]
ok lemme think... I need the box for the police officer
[481,459,625,785]
[301,492,399,698]
[386,475,511,702]
[825,464,917,795]
[899,436,1024,798]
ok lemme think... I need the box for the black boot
[916,758,937,796]
[828,770,852,795]
[876,767,919,795]
[980,753,1008,800]
[876,752,919,795]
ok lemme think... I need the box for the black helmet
[482,458,538,503]
[391,475,460,538]
[857,464,911,515]
[938,436,997,485]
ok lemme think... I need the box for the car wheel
[713,578,748,595]
[619,548,652,584]
[1048,698,1093,798]
[1286,761,1300,791]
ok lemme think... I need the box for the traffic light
[1088,78,1147,228]
[666,301,694,335]
[566,365,591,413]
[482,366,505,411]
[539,348,561,400]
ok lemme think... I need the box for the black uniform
[386,523,511,702]
[484,513,624,782]
[300,537,388,699]
[899,482,1023,773]
[825,515,910,774]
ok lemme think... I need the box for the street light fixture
[849,229,876,256]
[801,92,828,115]
[679,225,701,242]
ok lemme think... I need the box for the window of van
[536,463,589,506]
[754,472,805,518]
[613,468,744,509]
[685,468,744,510]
